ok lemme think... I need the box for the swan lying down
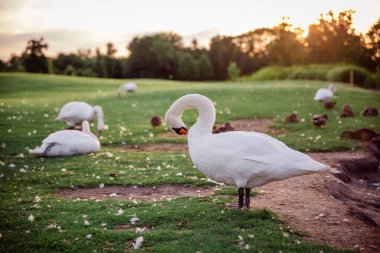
[29,121,100,157]
[165,94,337,209]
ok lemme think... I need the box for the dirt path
[252,151,380,253]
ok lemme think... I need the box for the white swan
[166,94,335,208]
[313,84,336,101]
[56,101,104,135]
[117,82,137,95]
[29,121,100,157]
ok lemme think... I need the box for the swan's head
[165,113,188,135]
[328,84,337,93]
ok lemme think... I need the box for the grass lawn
[1,73,379,252]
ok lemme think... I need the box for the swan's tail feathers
[29,143,55,157]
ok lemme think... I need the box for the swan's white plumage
[313,84,336,101]
[29,121,100,157]
[166,94,329,189]
[56,101,104,132]
[117,82,137,94]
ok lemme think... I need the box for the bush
[327,65,370,87]
[246,66,292,80]
[364,72,380,89]
[227,62,241,80]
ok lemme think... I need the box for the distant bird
[213,122,235,134]
[117,82,137,95]
[284,113,298,123]
[29,121,100,157]
[362,107,378,117]
[314,84,336,102]
[340,104,354,118]
[312,114,328,127]
[56,101,104,136]
[166,94,336,209]
[151,116,162,128]
[323,100,336,109]
[341,128,380,142]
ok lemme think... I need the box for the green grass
[1,73,379,252]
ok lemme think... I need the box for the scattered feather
[130,217,140,225]
[99,183,105,189]
[116,208,124,216]
[28,214,34,222]
[86,234,92,239]
[132,236,144,249]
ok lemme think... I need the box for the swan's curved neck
[82,121,99,141]
[93,106,104,131]
[171,94,216,137]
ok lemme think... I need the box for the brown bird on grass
[362,107,378,117]
[341,128,380,142]
[284,113,298,123]
[312,114,328,127]
[323,100,336,109]
[213,122,235,134]
[150,116,162,128]
[340,104,354,118]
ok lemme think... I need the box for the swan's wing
[57,102,93,120]
[41,130,93,146]
[314,88,333,101]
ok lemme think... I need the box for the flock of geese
[29,82,346,208]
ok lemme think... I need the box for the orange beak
[179,128,188,135]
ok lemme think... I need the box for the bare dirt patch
[58,185,213,202]
[122,118,283,152]
[252,151,380,252]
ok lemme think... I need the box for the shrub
[246,66,292,80]
[364,72,380,89]
[327,65,370,87]
[227,62,241,80]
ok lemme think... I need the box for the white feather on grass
[133,236,144,249]
[130,217,139,224]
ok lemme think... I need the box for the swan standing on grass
[117,82,137,95]
[313,84,336,101]
[56,101,104,136]
[166,94,336,209]
[29,121,100,157]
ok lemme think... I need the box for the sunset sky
[0,0,379,60]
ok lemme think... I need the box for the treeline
[0,10,379,81]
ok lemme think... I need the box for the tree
[0,59,5,72]
[266,18,306,65]
[198,54,214,80]
[209,35,240,80]
[22,38,49,73]
[306,10,365,65]
[6,54,24,72]
[366,18,380,70]
[228,62,241,80]
[177,53,199,80]
[126,32,183,78]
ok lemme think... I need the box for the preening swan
[166,94,334,209]
[117,82,137,95]
[29,121,100,157]
[56,101,104,135]
[314,84,336,101]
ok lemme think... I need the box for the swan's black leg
[238,188,244,209]
[245,188,251,208]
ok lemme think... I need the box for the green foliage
[177,53,199,80]
[197,54,214,80]
[364,72,380,89]
[245,66,292,80]
[227,62,241,80]
[327,65,370,86]
[63,65,77,76]
[22,38,49,73]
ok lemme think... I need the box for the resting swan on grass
[29,121,100,157]
[56,101,104,136]
[166,94,337,209]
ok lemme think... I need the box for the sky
[0,0,379,60]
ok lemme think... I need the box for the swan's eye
[172,127,188,135]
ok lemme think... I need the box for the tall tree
[366,18,380,70]
[209,35,240,80]
[22,38,49,73]
[306,10,365,64]
[198,54,214,80]
[266,18,306,65]
[177,53,199,80]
